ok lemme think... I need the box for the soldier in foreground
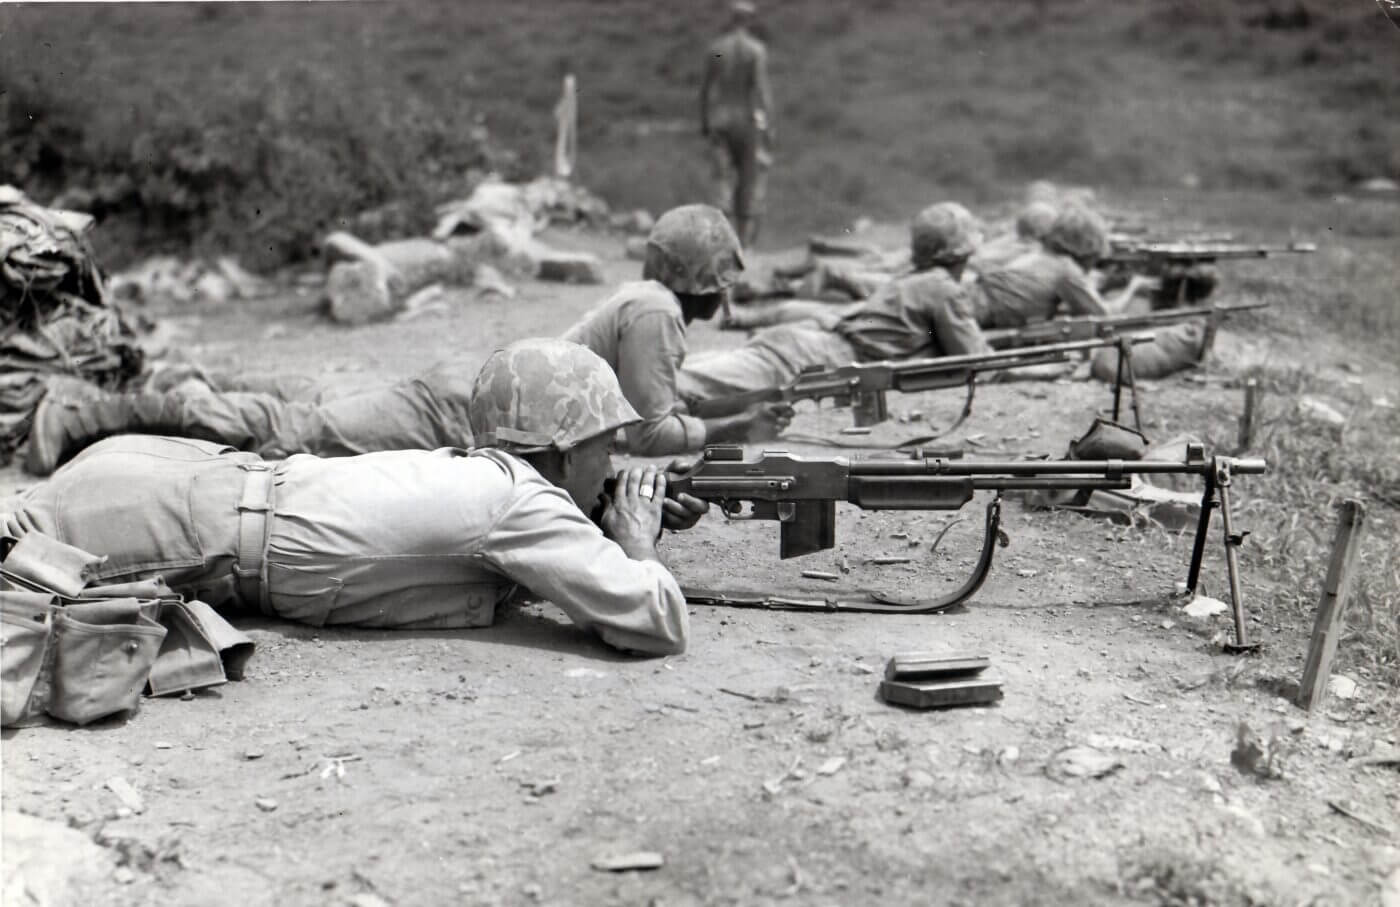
[4,340,705,656]
[24,206,782,474]
[700,0,775,247]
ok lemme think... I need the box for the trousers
[677,323,858,401]
[709,124,769,245]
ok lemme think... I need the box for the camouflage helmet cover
[910,202,983,267]
[1015,202,1058,241]
[644,204,745,295]
[469,338,640,453]
[1044,203,1109,261]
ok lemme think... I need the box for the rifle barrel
[850,456,1266,477]
[985,301,1269,348]
[887,335,1148,372]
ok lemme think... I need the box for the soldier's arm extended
[482,478,689,656]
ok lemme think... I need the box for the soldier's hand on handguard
[743,402,794,442]
[600,465,667,562]
[659,458,710,531]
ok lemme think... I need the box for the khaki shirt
[562,281,705,456]
[971,249,1108,328]
[835,268,969,361]
[968,235,1040,275]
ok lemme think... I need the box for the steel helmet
[643,204,744,295]
[1015,202,1058,241]
[1044,204,1109,261]
[910,202,983,268]
[469,338,639,453]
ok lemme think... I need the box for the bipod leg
[1112,338,1126,423]
[1122,337,1143,431]
[1216,461,1259,654]
[1200,308,1222,361]
[1185,467,1216,595]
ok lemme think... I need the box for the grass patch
[3,0,1398,268]
[1242,366,1400,700]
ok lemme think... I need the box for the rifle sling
[782,377,977,450]
[683,497,1006,615]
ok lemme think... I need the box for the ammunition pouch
[1,531,254,729]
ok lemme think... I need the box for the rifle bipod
[683,496,1008,614]
[1185,457,1259,653]
[1110,335,1144,432]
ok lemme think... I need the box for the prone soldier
[24,205,788,475]
[4,339,709,656]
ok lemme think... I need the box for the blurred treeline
[1,0,1396,269]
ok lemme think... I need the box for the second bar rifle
[688,334,1154,431]
[983,300,1268,351]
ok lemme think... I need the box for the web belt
[235,464,276,615]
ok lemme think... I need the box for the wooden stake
[1238,378,1258,451]
[1296,499,1367,712]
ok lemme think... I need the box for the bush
[1,39,496,270]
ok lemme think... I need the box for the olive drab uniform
[562,281,707,456]
[25,358,479,477]
[677,202,987,400]
[701,23,773,247]
[678,266,985,401]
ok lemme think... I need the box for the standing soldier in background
[700,0,774,248]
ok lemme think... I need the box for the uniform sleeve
[479,480,690,656]
[1058,262,1111,317]
[909,277,993,357]
[617,311,706,456]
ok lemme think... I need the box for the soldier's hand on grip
[601,465,666,561]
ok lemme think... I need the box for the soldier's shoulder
[467,447,543,490]
[903,267,964,292]
[622,280,684,316]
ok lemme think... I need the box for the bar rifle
[689,334,1153,431]
[671,444,1267,650]
[983,300,1268,353]
[1101,240,1315,304]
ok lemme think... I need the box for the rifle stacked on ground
[688,334,1153,429]
[670,444,1267,650]
[983,300,1269,350]
[1101,240,1315,304]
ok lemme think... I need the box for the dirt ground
[2,222,1398,907]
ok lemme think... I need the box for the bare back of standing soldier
[699,1,774,248]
